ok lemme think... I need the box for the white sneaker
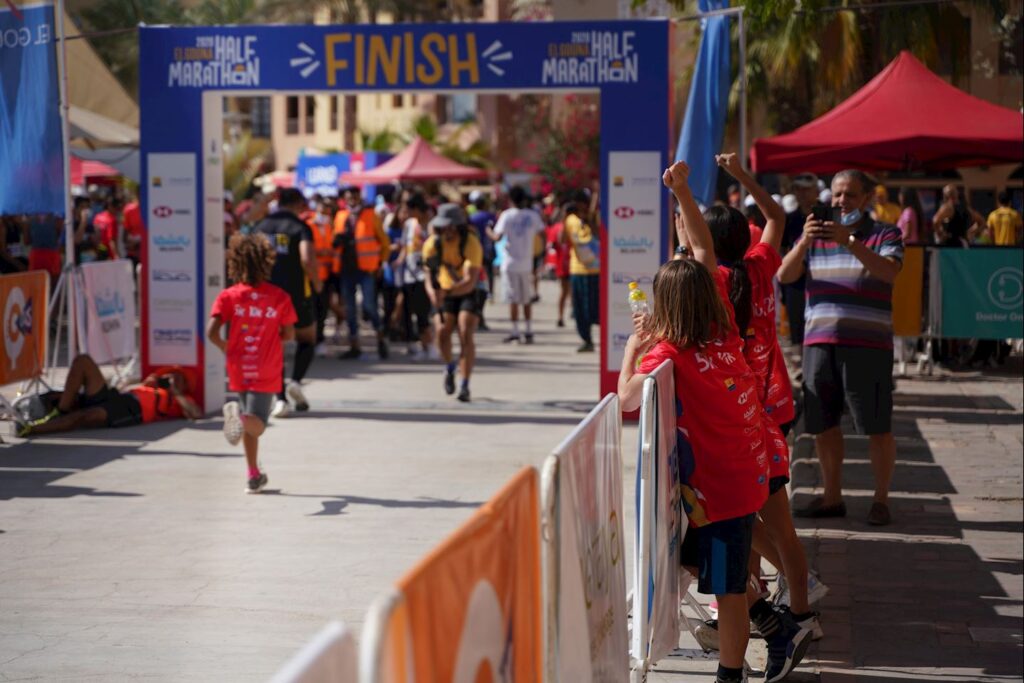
[796,612,824,641]
[222,401,243,446]
[285,380,309,412]
[270,399,290,419]
[314,342,328,357]
[774,571,829,608]
[426,346,441,361]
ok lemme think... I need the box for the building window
[286,96,299,135]
[448,93,477,123]
[330,96,339,131]
[411,94,418,107]
[393,93,404,108]
[304,96,316,134]
[999,16,1023,76]
[251,97,271,138]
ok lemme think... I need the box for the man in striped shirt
[778,169,904,526]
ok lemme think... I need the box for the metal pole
[56,0,76,360]
[738,7,748,175]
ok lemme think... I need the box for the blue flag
[676,0,731,207]
[0,2,64,215]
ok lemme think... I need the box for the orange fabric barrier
[892,245,924,337]
[382,466,542,683]
[0,271,48,385]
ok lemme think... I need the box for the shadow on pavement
[793,378,1024,681]
[255,490,484,516]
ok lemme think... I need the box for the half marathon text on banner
[0,1,63,215]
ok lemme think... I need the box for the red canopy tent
[70,155,119,186]
[751,51,1024,174]
[339,137,489,184]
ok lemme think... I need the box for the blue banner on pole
[0,3,63,216]
[676,0,730,207]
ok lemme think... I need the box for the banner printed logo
[4,287,31,369]
[988,267,1023,310]
[168,35,260,87]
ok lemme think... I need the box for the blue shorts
[680,513,755,595]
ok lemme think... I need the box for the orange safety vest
[332,207,383,274]
[307,216,336,281]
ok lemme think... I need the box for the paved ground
[1,282,1021,682]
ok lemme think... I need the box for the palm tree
[403,114,494,169]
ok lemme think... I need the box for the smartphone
[810,204,831,223]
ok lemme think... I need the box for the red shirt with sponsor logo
[719,242,796,431]
[637,269,776,525]
[210,282,297,394]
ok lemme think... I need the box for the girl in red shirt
[208,234,297,494]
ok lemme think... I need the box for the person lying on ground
[16,354,201,437]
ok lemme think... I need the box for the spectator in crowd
[985,190,1023,246]
[423,203,483,402]
[562,190,600,352]
[381,199,406,342]
[25,213,62,283]
[92,197,119,259]
[932,185,983,247]
[780,173,819,349]
[333,187,391,360]
[398,193,436,360]
[0,215,28,274]
[871,185,901,225]
[493,185,546,345]
[896,187,923,244]
[255,188,319,418]
[778,169,904,526]
[122,192,144,271]
[468,191,497,330]
[308,198,343,354]
[546,204,572,328]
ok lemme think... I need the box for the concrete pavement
[1,280,1021,682]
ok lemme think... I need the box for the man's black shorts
[94,391,143,428]
[291,294,316,329]
[803,344,894,435]
[442,291,484,319]
[679,513,755,595]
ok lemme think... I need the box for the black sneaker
[756,605,811,683]
[577,341,595,353]
[523,333,535,344]
[457,385,471,402]
[246,472,268,494]
[556,320,565,328]
[502,334,521,344]
[377,338,389,360]
[444,371,456,395]
[340,348,362,360]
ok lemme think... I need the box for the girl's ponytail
[728,260,753,336]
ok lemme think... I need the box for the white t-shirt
[493,207,545,273]
[402,217,427,284]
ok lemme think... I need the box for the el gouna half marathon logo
[168,35,260,87]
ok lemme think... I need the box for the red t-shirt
[210,282,298,393]
[129,386,184,423]
[637,269,773,525]
[719,242,795,431]
[93,210,118,258]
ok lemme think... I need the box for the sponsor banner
[550,394,628,683]
[892,245,924,337]
[377,467,542,683]
[939,247,1024,340]
[635,360,682,665]
[0,271,48,385]
[0,2,62,215]
[607,151,662,370]
[76,260,137,364]
[147,153,198,365]
[143,22,664,92]
[269,621,357,683]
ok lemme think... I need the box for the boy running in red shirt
[208,234,297,493]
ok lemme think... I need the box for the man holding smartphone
[778,169,904,526]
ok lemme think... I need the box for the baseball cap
[791,173,819,189]
[429,203,468,229]
[468,190,483,204]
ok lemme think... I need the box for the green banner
[940,248,1024,339]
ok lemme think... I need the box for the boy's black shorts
[680,513,755,595]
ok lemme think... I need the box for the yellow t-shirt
[422,231,483,290]
[565,214,600,275]
[987,207,1022,246]
[874,201,902,225]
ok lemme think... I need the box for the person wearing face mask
[778,169,904,527]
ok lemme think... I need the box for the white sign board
[607,151,663,371]
[147,152,198,366]
[76,259,136,364]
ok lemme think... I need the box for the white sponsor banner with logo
[76,260,136,364]
[607,151,662,371]
[147,152,197,365]
[545,394,628,683]
[632,360,682,672]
